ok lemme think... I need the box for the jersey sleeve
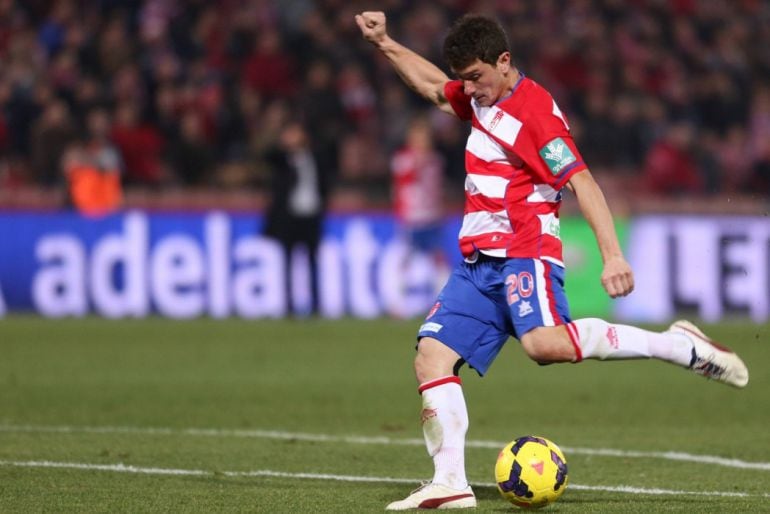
[443,80,473,121]
[513,112,587,189]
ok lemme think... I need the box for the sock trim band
[565,322,583,362]
[418,375,462,394]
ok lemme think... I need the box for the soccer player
[355,11,749,511]
[391,114,450,313]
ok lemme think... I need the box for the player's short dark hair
[443,14,510,70]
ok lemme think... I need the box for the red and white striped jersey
[444,76,587,266]
[391,146,444,226]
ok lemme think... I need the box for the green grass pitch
[0,317,768,512]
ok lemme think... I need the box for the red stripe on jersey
[464,191,505,213]
[418,375,462,394]
[465,152,517,178]
[507,234,564,264]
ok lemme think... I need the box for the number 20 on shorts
[505,271,533,305]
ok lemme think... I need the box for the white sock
[418,376,468,490]
[567,318,693,367]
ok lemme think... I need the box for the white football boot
[668,320,749,388]
[385,482,476,510]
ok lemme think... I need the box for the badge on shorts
[539,137,576,175]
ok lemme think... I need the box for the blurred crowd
[0,0,769,212]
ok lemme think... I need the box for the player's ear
[496,52,511,73]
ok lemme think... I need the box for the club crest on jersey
[483,107,523,145]
[488,110,505,131]
[539,137,576,175]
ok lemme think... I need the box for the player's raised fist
[355,11,387,45]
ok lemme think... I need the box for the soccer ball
[494,436,568,509]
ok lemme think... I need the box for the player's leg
[387,259,512,510]
[521,321,749,388]
[520,322,694,365]
[564,318,749,388]
[503,257,574,363]
[386,339,476,511]
[503,258,748,388]
[415,338,469,492]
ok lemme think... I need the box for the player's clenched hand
[355,11,387,45]
[601,256,634,298]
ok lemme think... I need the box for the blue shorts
[417,256,571,376]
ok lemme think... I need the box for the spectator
[297,57,344,161]
[390,114,450,315]
[29,98,75,186]
[262,119,333,316]
[0,0,768,204]
[576,90,615,168]
[337,61,378,130]
[716,126,753,193]
[641,121,703,195]
[750,141,770,192]
[110,101,165,185]
[61,106,122,217]
[166,110,216,186]
[242,27,297,99]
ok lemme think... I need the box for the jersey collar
[495,70,526,105]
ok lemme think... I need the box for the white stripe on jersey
[458,210,512,239]
[534,259,555,326]
[552,99,570,130]
[458,91,528,257]
[527,183,560,203]
[480,248,507,258]
[466,173,508,198]
[542,255,564,267]
[475,105,523,146]
[537,212,561,238]
[466,127,509,163]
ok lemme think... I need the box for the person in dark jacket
[262,119,333,316]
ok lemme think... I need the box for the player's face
[454,53,512,107]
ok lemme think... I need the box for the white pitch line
[0,460,766,499]
[2,423,769,471]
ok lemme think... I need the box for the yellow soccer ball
[495,436,568,508]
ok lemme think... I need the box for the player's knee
[520,327,571,364]
[521,339,555,364]
[414,351,450,384]
[414,338,461,384]
[413,351,433,383]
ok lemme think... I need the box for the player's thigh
[417,260,512,376]
[502,258,571,339]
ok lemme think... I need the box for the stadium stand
[0,0,768,215]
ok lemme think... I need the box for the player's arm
[568,170,634,298]
[355,11,455,116]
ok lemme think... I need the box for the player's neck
[495,69,522,104]
[508,69,522,93]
